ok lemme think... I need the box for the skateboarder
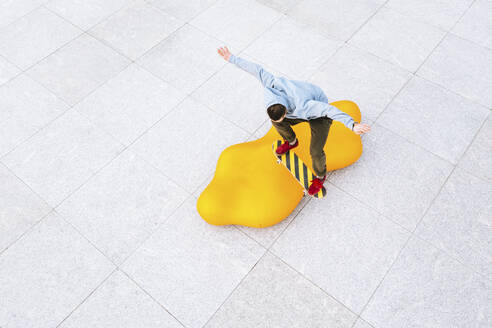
[217,46,371,196]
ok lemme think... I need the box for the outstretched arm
[305,100,371,135]
[217,46,275,88]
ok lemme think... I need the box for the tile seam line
[328,179,492,284]
[118,268,188,328]
[358,224,492,325]
[70,91,194,197]
[84,3,191,63]
[0,53,23,77]
[4,26,84,73]
[7,4,87,72]
[0,2,46,34]
[21,31,133,107]
[326,181,413,234]
[54,193,192,324]
[264,197,313,249]
[231,195,313,252]
[0,105,72,161]
[145,0,220,23]
[354,232,414,325]
[0,207,54,257]
[52,98,192,211]
[54,267,118,328]
[372,74,490,137]
[345,0,391,44]
[43,0,136,33]
[200,250,270,328]
[267,249,360,320]
[105,95,215,196]
[447,30,492,54]
[364,121,458,177]
[411,109,492,234]
[412,0,478,75]
[108,193,194,267]
[6,37,138,159]
[379,4,458,34]
[357,66,487,322]
[187,5,286,56]
[53,192,195,326]
[0,56,132,163]
[375,111,488,169]
[54,210,120,269]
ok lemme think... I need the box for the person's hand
[353,123,371,135]
[217,46,231,61]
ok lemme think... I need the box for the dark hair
[267,104,286,121]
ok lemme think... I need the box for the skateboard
[272,139,326,198]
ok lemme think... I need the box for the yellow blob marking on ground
[197,101,362,228]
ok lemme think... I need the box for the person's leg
[309,117,333,177]
[271,118,306,144]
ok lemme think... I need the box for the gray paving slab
[205,252,357,328]
[0,163,51,252]
[378,76,489,164]
[0,212,115,328]
[59,270,183,328]
[287,0,385,41]
[417,33,492,108]
[244,16,342,79]
[89,1,184,60]
[0,6,81,70]
[452,0,492,50]
[46,0,133,31]
[74,64,186,146]
[256,0,302,13]
[2,109,124,207]
[148,0,219,22]
[189,0,282,51]
[0,74,68,157]
[0,0,47,30]
[130,97,249,193]
[236,196,311,249]
[57,150,189,265]
[26,33,130,105]
[361,236,492,328]
[458,115,492,182]
[271,184,409,313]
[137,24,226,94]
[386,0,473,31]
[329,124,454,231]
[121,198,265,328]
[191,54,283,134]
[415,168,492,281]
[353,318,375,328]
[349,6,446,72]
[309,45,411,121]
[0,56,21,86]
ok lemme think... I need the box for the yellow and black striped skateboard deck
[272,140,326,198]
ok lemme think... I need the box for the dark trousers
[272,117,333,177]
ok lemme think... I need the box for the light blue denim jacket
[229,54,356,130]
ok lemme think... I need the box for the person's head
[267,104,286,123]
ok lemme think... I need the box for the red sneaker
[308,175,326,195]
[276,139,298,155]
